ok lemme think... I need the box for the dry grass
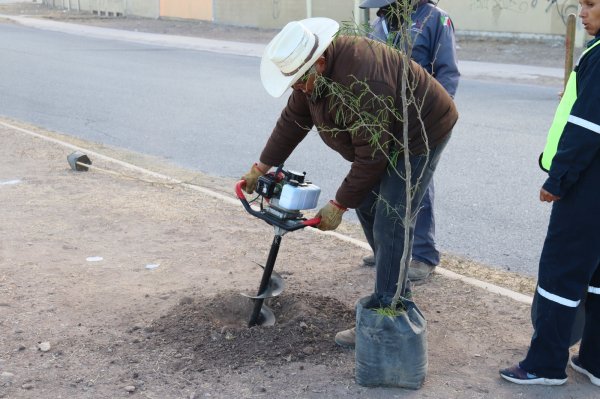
[441,253,536,296]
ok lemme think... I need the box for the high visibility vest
[539,39,600,171]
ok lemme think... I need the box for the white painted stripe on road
[1,119,534,306]
[537,285,580,307]
[568,115,600,134]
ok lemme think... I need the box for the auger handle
[235,180,320,231]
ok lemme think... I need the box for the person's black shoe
[500,364,567,385]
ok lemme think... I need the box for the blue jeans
[413,180,440,266]
[356,136,450,305]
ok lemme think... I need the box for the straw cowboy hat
[260,17,339,98]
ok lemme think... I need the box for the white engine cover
[278,183,321,210]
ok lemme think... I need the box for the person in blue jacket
[359,0,460,282]
[500,0,600,386]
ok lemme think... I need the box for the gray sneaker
[362,254,375,267]
[334,327,356,348]
[408,260,436,281]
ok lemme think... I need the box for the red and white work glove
[241,163,268,194]
[315,200,347,231]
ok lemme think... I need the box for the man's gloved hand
[315,200,347,231]
[241,163,267,194]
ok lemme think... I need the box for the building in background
[41,0,584,41]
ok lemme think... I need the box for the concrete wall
[213,0,359,29]
[160,0,212,21]
[126,0,159,19]
[440,0,579,37]
[43,0,583,39]
[45,0,159,19]
[211,0,580,37]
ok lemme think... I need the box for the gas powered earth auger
[235,166,321,327]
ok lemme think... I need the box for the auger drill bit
[241,263,284,299]
[246,234,283,327]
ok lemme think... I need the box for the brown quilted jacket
[259,36,458,208]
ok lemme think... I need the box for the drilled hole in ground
[135,291,355,371]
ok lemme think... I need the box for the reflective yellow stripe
[540,73,577,170]
[540,39,600,171]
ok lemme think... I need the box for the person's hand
[315,200,347,231]
[241,163,267,194]
[540,188,560,202]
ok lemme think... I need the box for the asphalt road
[0,22,560,276]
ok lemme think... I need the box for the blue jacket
[369,2,460,97]
[543,34,600,197]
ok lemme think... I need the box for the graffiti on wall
[543,0,578,24]
[272,0,281,19]
[470,0,578,25]
[470,0,529,13]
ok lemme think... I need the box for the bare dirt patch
[147,292,354,371]
[1,119,597,398]
[0,4,588,397]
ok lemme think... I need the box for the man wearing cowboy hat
[242,17,458,347]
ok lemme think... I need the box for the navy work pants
[521,154,600,379]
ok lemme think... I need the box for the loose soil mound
[143,291,355,372]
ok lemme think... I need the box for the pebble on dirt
[37,342,51,352]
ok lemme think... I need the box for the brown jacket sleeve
[259,90,313,167]
[333,80,393,208]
